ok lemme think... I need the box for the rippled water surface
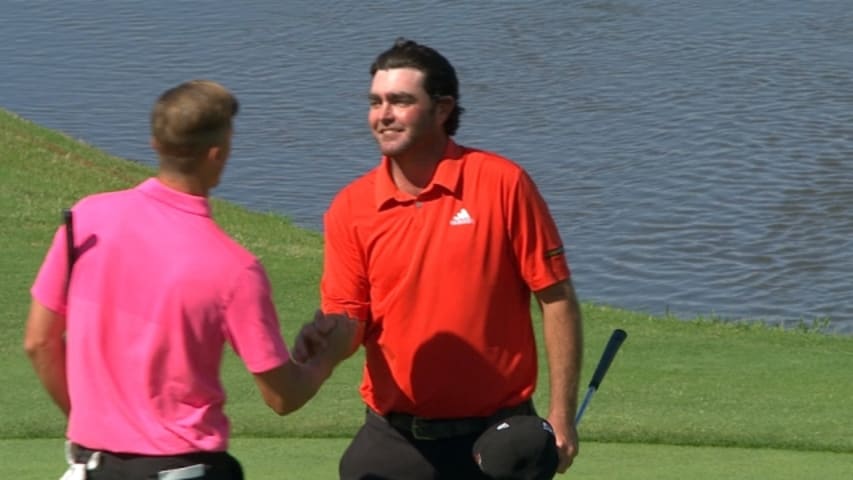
[2,1,852,333]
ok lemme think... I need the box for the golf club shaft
[574,386,596,425]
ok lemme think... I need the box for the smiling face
[368,67,451,159]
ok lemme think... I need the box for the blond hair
[150,80,239,172]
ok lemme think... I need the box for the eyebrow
[367,92,418,103]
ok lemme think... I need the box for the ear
[435,96,455,123]
[206,145,223,164]
[150,137,160,152]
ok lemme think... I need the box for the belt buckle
[410,417,437,440]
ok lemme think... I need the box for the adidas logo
[449,208,474,226]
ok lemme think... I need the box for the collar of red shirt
[374,139,465,210]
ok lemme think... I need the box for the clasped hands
[292,310,359,366]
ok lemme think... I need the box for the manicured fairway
[4,438,851,479]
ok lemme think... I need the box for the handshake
[292,310,361,368]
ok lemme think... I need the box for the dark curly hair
[370,38,465,136]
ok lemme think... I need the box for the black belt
[370,400,535,440]
[68,443,240,479]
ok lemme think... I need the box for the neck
[389,137,448,196]
[156,171,209,197]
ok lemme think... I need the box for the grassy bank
[1,107,851,477]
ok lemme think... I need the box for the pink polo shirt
[31,178,290,455]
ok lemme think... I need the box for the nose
[379,102,394,121]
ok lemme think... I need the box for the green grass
[2,438,850,480]
[2,106,852,477]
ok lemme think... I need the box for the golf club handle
[63,208,76,282]
[588,329,627,389]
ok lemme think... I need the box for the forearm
[25,341,71,416]
[253,357,334,416]
[541,282,583,423]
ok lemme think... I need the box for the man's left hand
[548,413,578,473]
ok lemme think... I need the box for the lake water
[2,0,852,334]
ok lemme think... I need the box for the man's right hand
[255,310,360,415]
[292,310,359,366]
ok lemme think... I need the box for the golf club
[575,328,627,425]
[63,208,76,277]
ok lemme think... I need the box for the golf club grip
[63,208,76,282]
[588,329,627,389]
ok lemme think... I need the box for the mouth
[377,126,403,135]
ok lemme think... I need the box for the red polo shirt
[321,140,570,418]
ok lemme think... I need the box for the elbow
[23,336,52,359]
[267,396,291,416]
[270,405,290,416]
[24,301,66,360]
[255,361,320,416]
[260,390,289,415]
[265,395,304,416]
[23,339,38,358]
[260,380,312,416]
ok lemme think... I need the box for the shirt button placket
[412,199,425,229]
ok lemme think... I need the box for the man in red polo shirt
[296,38,583,479]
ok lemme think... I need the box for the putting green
[3,438,849,479]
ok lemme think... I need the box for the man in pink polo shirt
[24,80,352,479]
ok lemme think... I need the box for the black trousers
[70,443,244,480]
[339,411,495,480]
